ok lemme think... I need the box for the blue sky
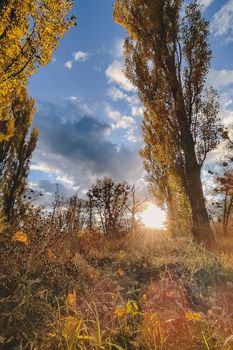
[28,0,233,200]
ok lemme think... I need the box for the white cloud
[107,87,144,119]
[208,68,233,88]
[126,127,142,143]
[108,87,128,101]
[116,116,135,129]
[211,0,233,42]
[106,59,136,92]
[131,105,144,117]
[73,51,88,61]
[198,0,214,9]
[31,162,61,175]
[106,106,122,121]
[65,60,73,69]
[64,51,89,69]
[105,105,135,129]
[111,38,124,59]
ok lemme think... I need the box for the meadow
[1,221,233,350]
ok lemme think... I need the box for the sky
[28,0,233,202]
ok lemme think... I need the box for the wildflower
[114,306,125,317]
[12,231,28,245]
[185,311,202,321]
[67,291,76,307]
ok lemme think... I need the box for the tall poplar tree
[0,0,75,141]
[114,0,221,246]
[0,88,38,223]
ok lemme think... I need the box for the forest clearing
[1,0,233,349]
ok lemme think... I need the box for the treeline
[13,178,145,243]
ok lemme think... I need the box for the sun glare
[141,204,166,229]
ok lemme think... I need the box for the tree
[87,177,131,236]
[140,110,191,236]
[0,87,38,223]
[65,195,86,235]
[0,0,75,141]
[114,0,221,246]
[125,185,147,231]
[209,166,233,236]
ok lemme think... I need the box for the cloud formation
[65,50,89,69]
[208,68,233,88]
[198,0,214,9]
[73,51,88,61]
[106,60,136,92]
[211,0,233,42]
[32,100,143,197]
[65,60,73,70]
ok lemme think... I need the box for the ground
[1,228,233,349]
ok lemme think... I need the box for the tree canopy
[0,0,75,141]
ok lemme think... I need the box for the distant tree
[0,87,38,223]
[87,177,131,236]
[0,0,75,141]
[209,165,233,236]
[114,0,221,246]
[125,185,147,231]
[65,194,86,235]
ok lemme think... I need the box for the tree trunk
[168,69,214,247]
[185,160,214,246]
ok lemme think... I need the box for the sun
[141,203,166,229]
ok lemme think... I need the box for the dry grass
[1,224,233,349]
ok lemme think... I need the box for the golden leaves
[0,0,74,140]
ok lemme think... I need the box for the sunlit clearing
[141,204,166,229]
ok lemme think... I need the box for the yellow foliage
[12,231,28,245]
[125,300,138,315]
[0,0,74,140]
[185,311,202,321]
